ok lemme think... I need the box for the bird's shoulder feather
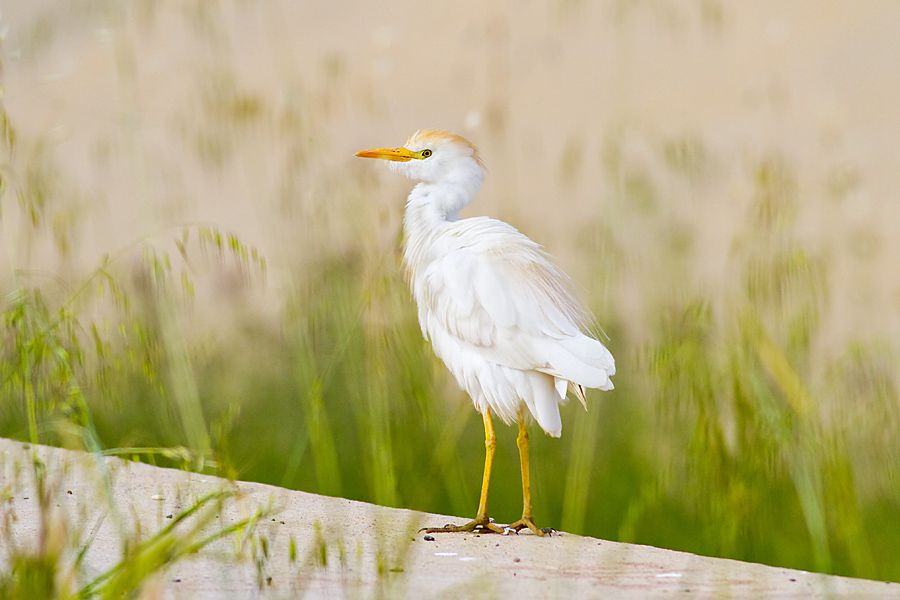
[410,215,615,399]
[418,217,589,351]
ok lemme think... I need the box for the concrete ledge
[1,438,895,598]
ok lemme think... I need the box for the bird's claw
[420,517,505,535]
[504,516,549,536]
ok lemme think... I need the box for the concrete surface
[1,438,897,599]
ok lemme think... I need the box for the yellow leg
[475,407,496,520]
[422,408,504,534]
[506,408,548,536]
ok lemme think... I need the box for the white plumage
[358,130,614,438]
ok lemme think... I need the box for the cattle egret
[355,130,615,536]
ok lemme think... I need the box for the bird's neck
[402,178,481,271]
[405,175,481,227]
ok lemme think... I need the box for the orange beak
[354,147,417,162]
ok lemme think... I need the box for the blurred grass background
[1,0,899,584]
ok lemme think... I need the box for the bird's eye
[421,149,433,158]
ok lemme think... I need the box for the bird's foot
[503,515,552,537]
[421,516,505,534]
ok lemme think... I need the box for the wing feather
[414,217,615,393]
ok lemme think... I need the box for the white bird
[356,130,615,536]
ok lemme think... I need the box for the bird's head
[355,130,485,186]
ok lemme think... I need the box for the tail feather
[571,382,588,409]
[525,373,562,437]
[561,334,616,376]
[539,333,615,391]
